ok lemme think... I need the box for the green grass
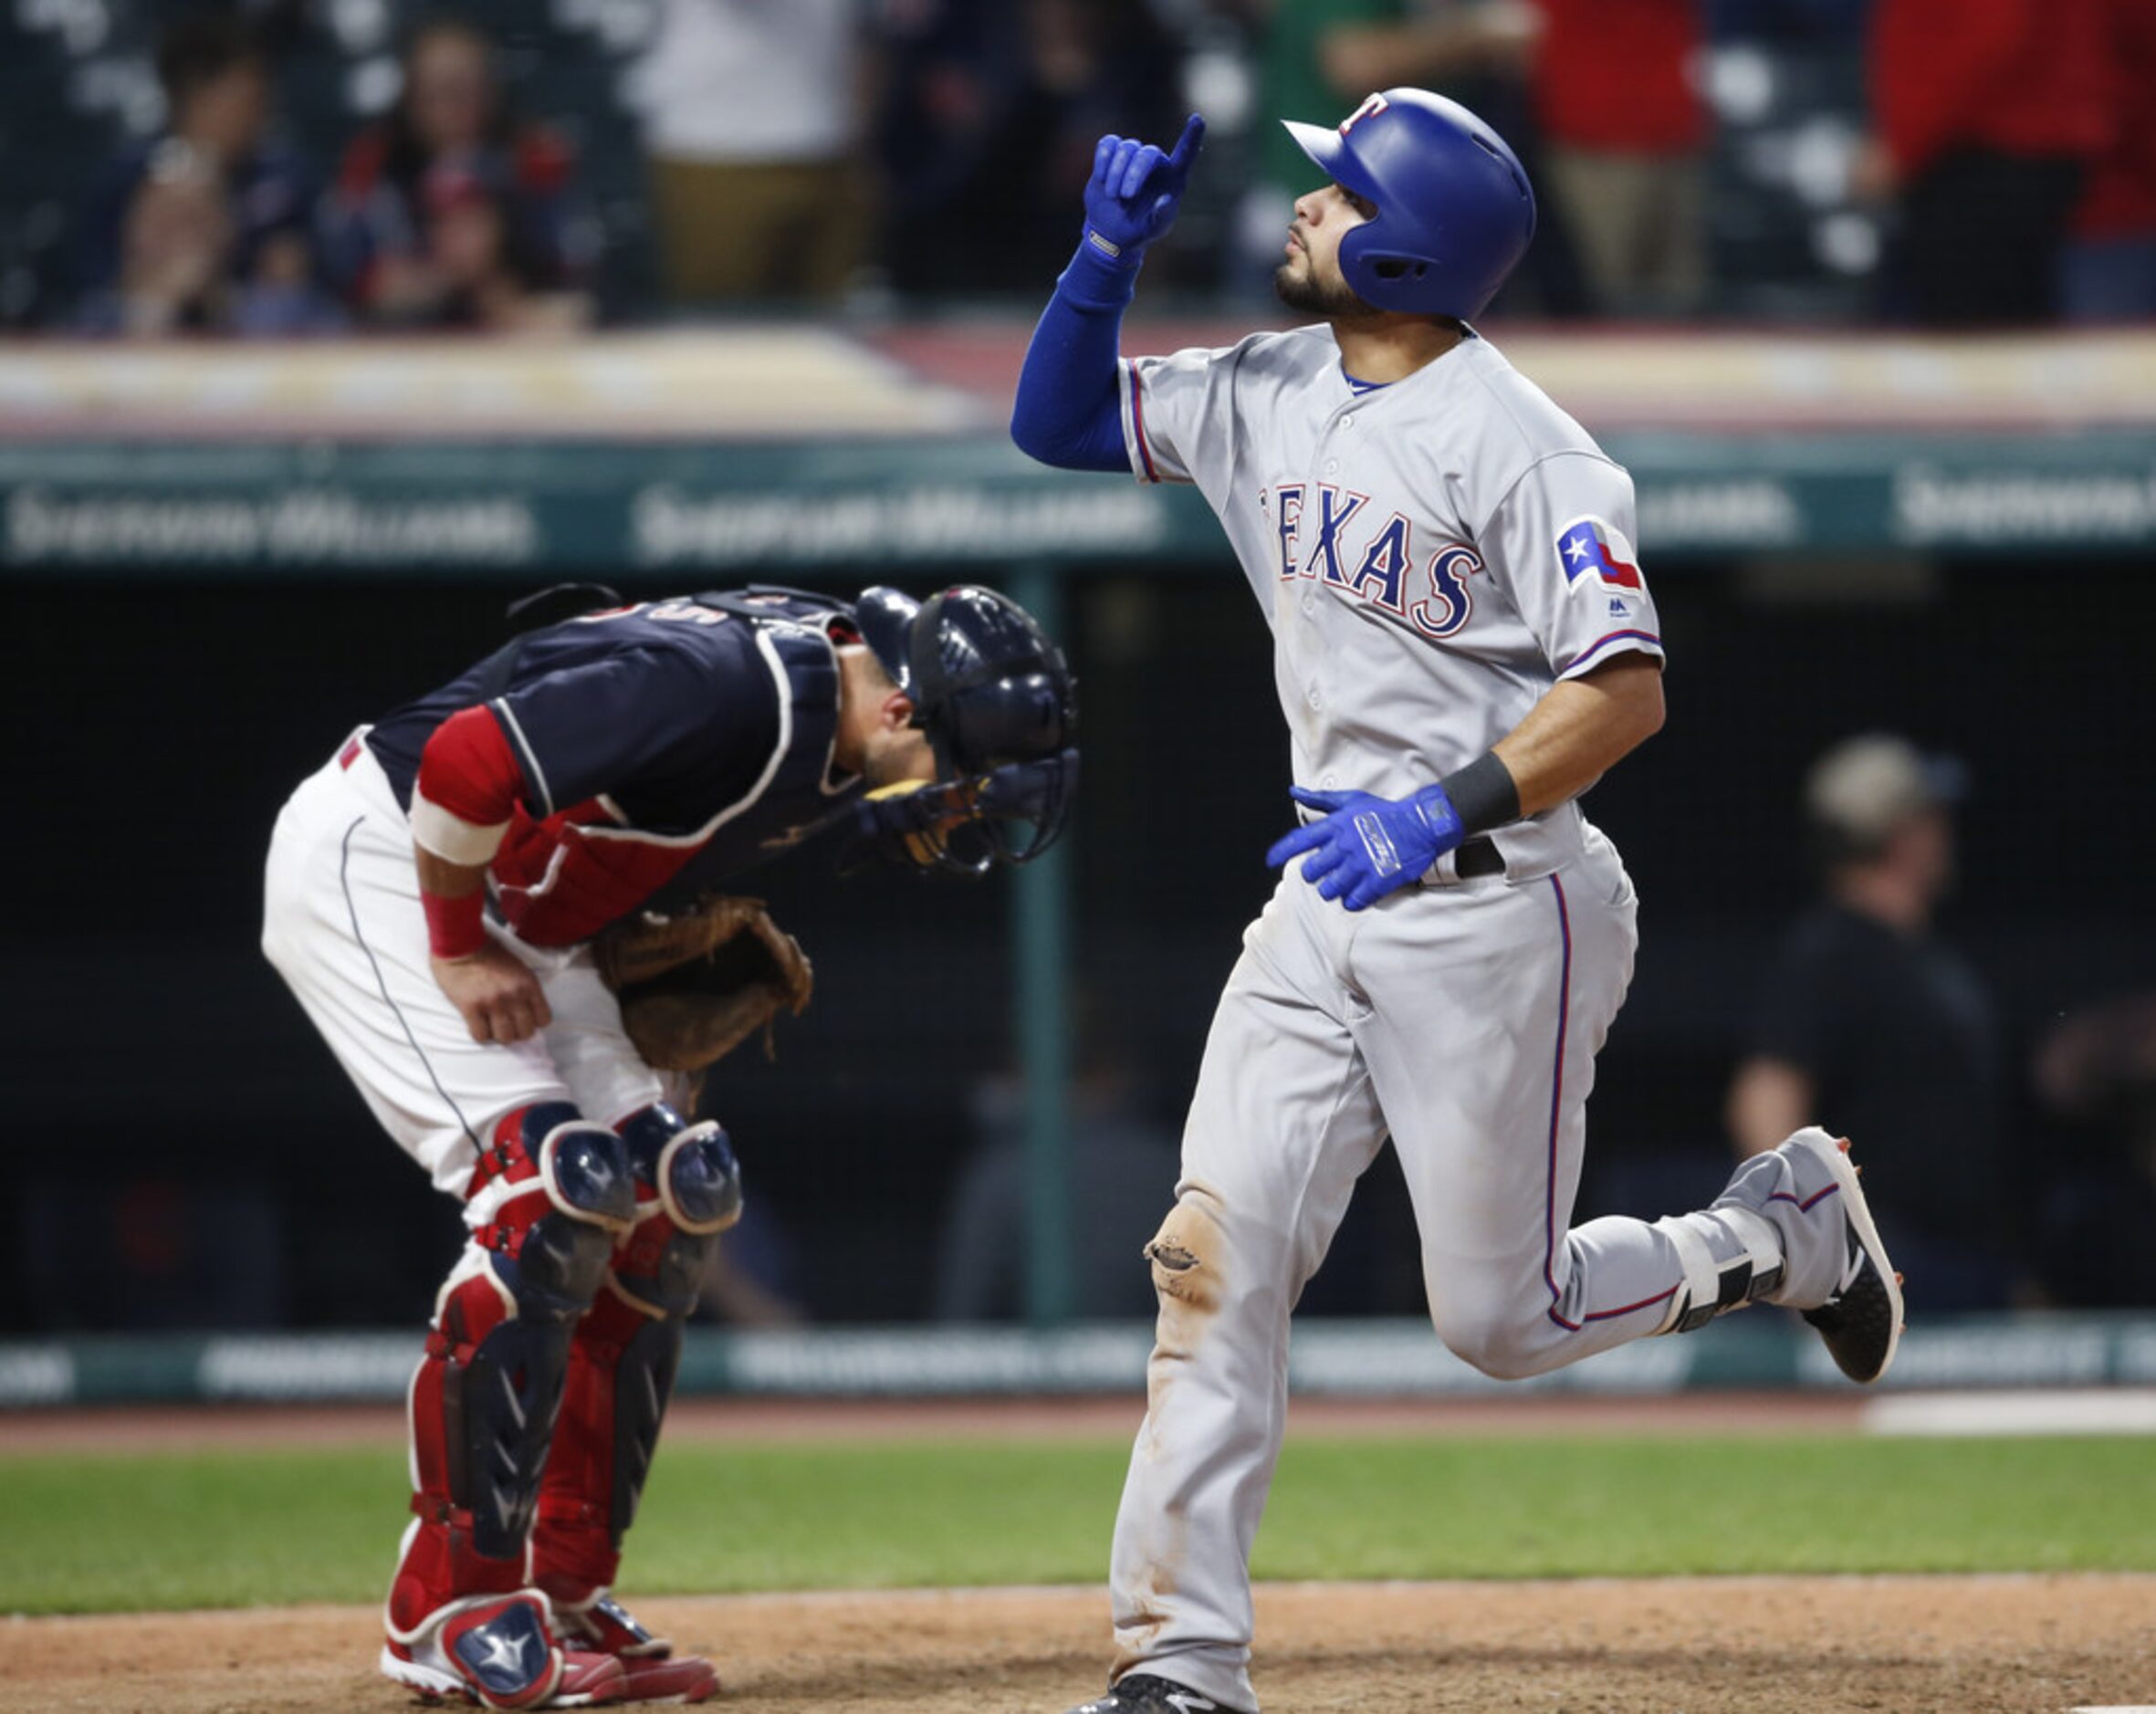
[2,1435,2151,1615]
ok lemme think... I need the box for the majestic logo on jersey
[1267,483,1481,641]
[1556,517,1643,591]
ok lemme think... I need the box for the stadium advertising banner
[4,434,2154,572]
[5,1313,2156,1406]
[3,331,2153,570]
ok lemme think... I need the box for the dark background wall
[7,554,2152,1332]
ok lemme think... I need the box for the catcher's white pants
[1107,827,1836,1711]
[262,734,665,1201]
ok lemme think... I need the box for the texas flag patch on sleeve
[1556,517,1644,591]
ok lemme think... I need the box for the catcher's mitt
[592,895,813,1072]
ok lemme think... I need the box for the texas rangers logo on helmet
[1555,517,1643,592]
[1339,91,1391,135]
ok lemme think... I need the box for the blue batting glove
[1264,783,1467,912]
[1081,114,1205,264]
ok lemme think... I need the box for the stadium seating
[0,1,1884,329]
[0,0,664,327]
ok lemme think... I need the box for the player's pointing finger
[1167,113,1206,170]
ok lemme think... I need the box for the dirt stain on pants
[1136,1185,1226,1452]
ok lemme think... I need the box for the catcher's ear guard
[847,747,1079,875]
[855,586,922,693]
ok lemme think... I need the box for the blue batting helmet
[1282,89,1536,319]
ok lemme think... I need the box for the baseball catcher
[263,583,1076,1708]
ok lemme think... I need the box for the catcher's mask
[853,583,1079,873]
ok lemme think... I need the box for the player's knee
[620,1103,742,1236]
[1427,1283,1544,1381]
[472,1102,639,1321]
[611,1103,741,1319]
[1145,1188,1227,1331]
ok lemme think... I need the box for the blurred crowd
[71,13,591,333]
[2,0,2151,337]
[1725,735,2156,1315]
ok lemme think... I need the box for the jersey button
[1324,460,1339,476]
[1306,686,1323,710]
[1300,593,1316,616]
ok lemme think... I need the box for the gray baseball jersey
[1097,329,1860,1713]
[1122,327,1661,879]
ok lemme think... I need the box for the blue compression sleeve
[1010,241,1143,473]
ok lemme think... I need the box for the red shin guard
[390,1103,634,1637]
[531,1284,652,1600]
[531,1105,738,1608]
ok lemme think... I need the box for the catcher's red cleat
[381,1592,629,1709]
[550,1589,719,1705]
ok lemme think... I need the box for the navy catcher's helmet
[853,584,1079,871]
[1282,89,1535,319]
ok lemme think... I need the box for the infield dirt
[6,1573,2154,1713]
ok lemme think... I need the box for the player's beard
[1273,257,1368,319]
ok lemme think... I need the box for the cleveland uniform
[267,593,859,1196]
[261,582,1091,1710]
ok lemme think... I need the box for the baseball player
[1010,91,1904,1714]
[262,584,1076,1709]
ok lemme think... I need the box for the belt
[1290,797,1502,884]
[1412,835,1503,887]
[1452,836,1503,878]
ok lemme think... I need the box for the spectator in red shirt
[1856,0,2111,325]
[1530,0,1707,316]
[2061,0,2156,319]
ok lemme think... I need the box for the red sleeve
[1873,0,2030,177]
[516,127,574,196]
[412,705,527,863]
[335,125,391,201]
[1533,0,1704,154]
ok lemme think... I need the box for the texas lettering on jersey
[1262,480,1485,642]
[1124,328,1665,815]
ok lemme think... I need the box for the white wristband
[409,789,509,866]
